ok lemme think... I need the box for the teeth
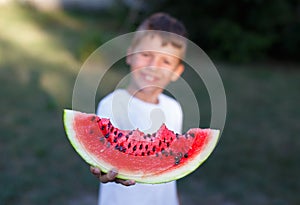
[145,75,154,82]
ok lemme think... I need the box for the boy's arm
[90,166,136,186]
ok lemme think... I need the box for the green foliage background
[140,0,300,63]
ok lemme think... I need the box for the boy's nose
[148,57,160,68]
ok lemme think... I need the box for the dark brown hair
[137,12,187,38]
[130,13,188,57]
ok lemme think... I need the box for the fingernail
[127,180,135,185]
[108,169,117,178]
[91,166,100,173]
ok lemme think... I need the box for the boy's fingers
[99,169,118,183]
[90,166,101,176]
[90,167,135,186]
[115,179,136,186]
[90,166,117,182]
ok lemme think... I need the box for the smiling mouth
[139,70,159,82]
[142,72,162,84]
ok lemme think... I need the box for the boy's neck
[126,86,162,104]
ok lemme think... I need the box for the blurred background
[0,0,299,204]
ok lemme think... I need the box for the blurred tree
[145,0,300,63]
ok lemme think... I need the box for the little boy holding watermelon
[91,12,188,205]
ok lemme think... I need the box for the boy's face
[126,35,184,95]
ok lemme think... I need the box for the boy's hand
[90,166,136,186]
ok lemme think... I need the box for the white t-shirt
[96,89,183,205]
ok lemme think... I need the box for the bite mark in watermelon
[63,109,220,184]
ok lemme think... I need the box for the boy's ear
[171,63,184,82]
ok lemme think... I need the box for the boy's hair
[130,13,188,58]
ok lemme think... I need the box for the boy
[91,13,187,205]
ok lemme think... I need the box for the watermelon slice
[63,109,220,184]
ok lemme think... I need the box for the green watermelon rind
[63,110,111,174]
[64,110,96,166]
[143,129,220,183]
[63,109,220,184]
[118,129,220,184]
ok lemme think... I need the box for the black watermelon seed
[141,152,145,156]
[128,143,131,149]
[167,142,170,147]
[125,135,129,140]
[110,127,114,132]
[129,131,133,135]
[176,133,179,139]
[184,153,188,158]
[133,145,137,151]
[143,135,147,139]
[159,141,162,147]
[118,133,123,138]
[114,131,117,135]
[101,125,105,130]
[145,145,148,150]
[139,144,143,150]
[152,146,156,152]
[147,151,151,155]
[105,133,110,138]
[113,138,118,143]
[99,137,105,143]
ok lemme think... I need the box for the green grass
[1,3,300,205]
[178,63,300,204]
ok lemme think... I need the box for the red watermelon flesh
[63,109,220,184]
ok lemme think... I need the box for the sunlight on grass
[40,71,73,106]
[0,3,79,73]
[0,3,110,107]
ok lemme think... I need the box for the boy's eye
[141,52,150,57]
[163,60,171,65]
[163,58,174,65]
